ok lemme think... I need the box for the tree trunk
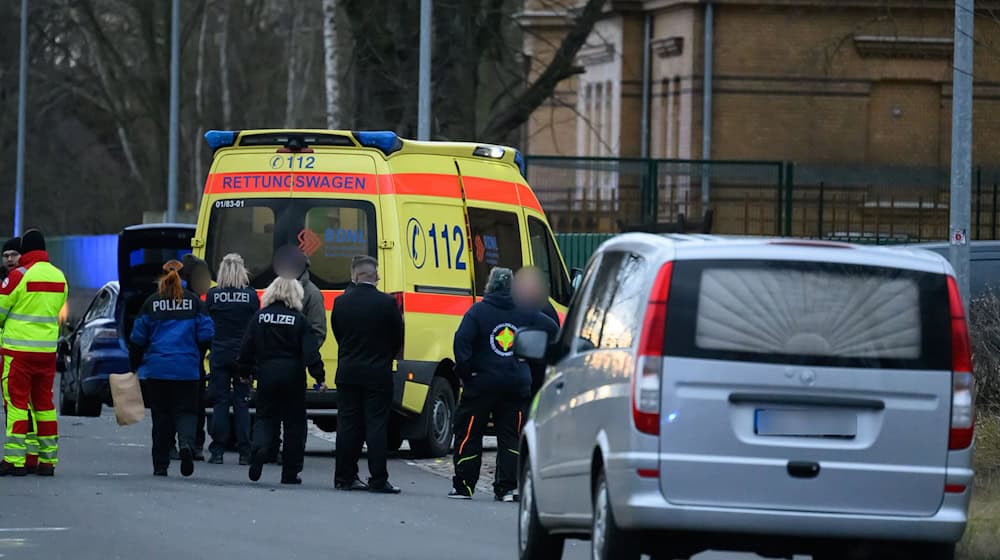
[216,1,232,129]
[322,0,339,129]
[285,0,299,128]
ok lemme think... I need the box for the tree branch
[479,0,605,143]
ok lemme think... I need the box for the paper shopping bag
[109,372,145,426]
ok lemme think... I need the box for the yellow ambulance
[194,129,574,457]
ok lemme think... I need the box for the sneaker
[35,464,55,477]
[208,453,224,465]
[193,448,206,462]
[238,454,250,466]
[369,482,401,494]
[153,468,168,477]
[448,488,473,500]
[281,475,303,485]
[179,448,195,477]
[335,477,369,491]
[495,490,519,503]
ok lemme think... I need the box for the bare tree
[194,0,210,202]
[322,0,340,129]
[216,0,232,129]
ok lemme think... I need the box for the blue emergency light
[355,131,403,155]
[205,130,238,150]
[514,150,527,179]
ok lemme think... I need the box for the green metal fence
[528,156,1000,243]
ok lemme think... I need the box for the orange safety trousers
[1,350,58,467]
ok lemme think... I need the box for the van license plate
[754,409,857,438]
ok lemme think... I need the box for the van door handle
[787,461,821,479]
[553,380,565,391]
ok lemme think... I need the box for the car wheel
[518,457,564,560]
[59,386,79,416]
[409,378,454,458]
[76,393,103,417]
[592,469,639,560]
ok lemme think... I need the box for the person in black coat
[205,253,260,465]
[513,266,560,397]
[239,276,326,485]
[449,267,558,501]
[331,256,403,494]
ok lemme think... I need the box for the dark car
[58,224,195,416]
[911,240,1000,300]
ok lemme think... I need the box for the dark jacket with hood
[205,286,260,364]
[453,292,558,398]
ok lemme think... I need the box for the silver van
[514,234,974,560]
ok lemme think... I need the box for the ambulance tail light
[391,292,405,359]
[205,130,238,150]
[948,276,976,451]
[633,262,672,436]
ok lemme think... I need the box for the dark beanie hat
[2,237,21,254]
[20,230,45,253]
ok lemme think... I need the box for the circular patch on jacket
[490,323,517,357]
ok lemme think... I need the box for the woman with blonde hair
[130,260,215,477]
[238,276,326,485]
[205,253,260,465]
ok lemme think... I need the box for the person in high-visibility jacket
[0,230,68,477]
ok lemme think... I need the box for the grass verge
[958,414,1000,559]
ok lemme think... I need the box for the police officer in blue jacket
[449,267,558,501]
[240,276,326,485]
[130,260,215,477]
[205,253,260,465]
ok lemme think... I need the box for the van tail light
[633,263,673,436]
[947,277,975,450]
[391,292,405,359]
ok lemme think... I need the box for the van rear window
[664,260,951,370]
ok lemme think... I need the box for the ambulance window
[467,208,523,294]
[301,202,377,290]
[528,217,572,306]
[206,201,276,287]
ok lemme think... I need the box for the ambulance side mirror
[514,329,549,361]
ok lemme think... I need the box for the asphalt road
[0,410,800,560]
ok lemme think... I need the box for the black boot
[0,461,26,477]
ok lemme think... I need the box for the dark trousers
[208,361,251,456]
[452,392,526,497]
[142,379,200,471]
[335,383,391,488]
[250,368,306,478]
[196,381,207,450]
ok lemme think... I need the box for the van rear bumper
[611,469,968,544]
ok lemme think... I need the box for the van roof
[600,234,952,275]
[205,129,526,178]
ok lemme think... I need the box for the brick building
[520,1,1000,237]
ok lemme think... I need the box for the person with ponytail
[204,253,259,465]
[129,260,215,477]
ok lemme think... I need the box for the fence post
[817,181,825,239]
[776,163,784,236]
[784,162,795,236]
[976,165,982,240]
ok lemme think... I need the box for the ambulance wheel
[410,378,454,458]
[387,416,403,453]
[313,417,337,433]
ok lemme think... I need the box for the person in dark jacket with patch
[240,276,326,485]
[130,260,215,477]
[205,253,260,465]
[449,267,558,501]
